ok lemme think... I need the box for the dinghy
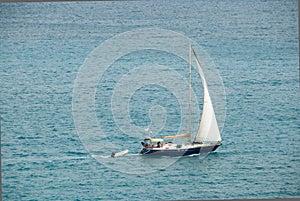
[111,149,129,158]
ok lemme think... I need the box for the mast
[0,114,2,199]
[188,44,192,144]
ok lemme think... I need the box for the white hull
[111,149,129,157]
[140,142,221,156]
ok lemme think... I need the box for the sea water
[1,1,299,200]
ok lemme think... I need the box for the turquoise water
[1,1,299,200]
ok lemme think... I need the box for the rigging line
[188,44,192,144]
[191,46,206,143]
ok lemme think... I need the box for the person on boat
[141,142,149,148]
[156,141,161,148]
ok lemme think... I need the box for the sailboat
[139,45,222,156]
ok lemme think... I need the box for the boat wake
[92,150,139,159]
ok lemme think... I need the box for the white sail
[192,48,221,143]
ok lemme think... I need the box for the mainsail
[192,48,221,143]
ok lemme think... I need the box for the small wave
[91,152,139,159]
[2,155,91,163]
[126,153,140,156]
[94,155,111,159]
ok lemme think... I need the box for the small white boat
[111,149,129,158]
[140,45,222,156]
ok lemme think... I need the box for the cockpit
[141,137,164,148]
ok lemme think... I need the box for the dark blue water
[1,1,299,200]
